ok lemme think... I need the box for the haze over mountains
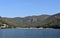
[0,13,60,28]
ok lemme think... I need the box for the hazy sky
[0,0,60,17]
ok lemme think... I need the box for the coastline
[14,28,53,29]
[0,27,60,29]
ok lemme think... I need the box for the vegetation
[0,13,60,29]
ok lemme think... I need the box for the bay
[0,29,60,38]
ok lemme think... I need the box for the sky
[0,0,60,17]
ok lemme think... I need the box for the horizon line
[0,12,60,18]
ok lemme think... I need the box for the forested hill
[0,13,60,28]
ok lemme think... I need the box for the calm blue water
[0,29,60,38]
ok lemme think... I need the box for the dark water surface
[0,29,60,38]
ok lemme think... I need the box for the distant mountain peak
[54,13,60,16]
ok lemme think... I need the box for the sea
[0,28,60,38]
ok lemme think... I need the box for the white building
[1,24,8,28]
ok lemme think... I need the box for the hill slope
[43,13,60,28]
[0,13,60,28]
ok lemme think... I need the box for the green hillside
[0,13,60,28]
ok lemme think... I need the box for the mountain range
[0,13,60,28]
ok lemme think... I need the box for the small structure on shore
[0,24,8,28]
